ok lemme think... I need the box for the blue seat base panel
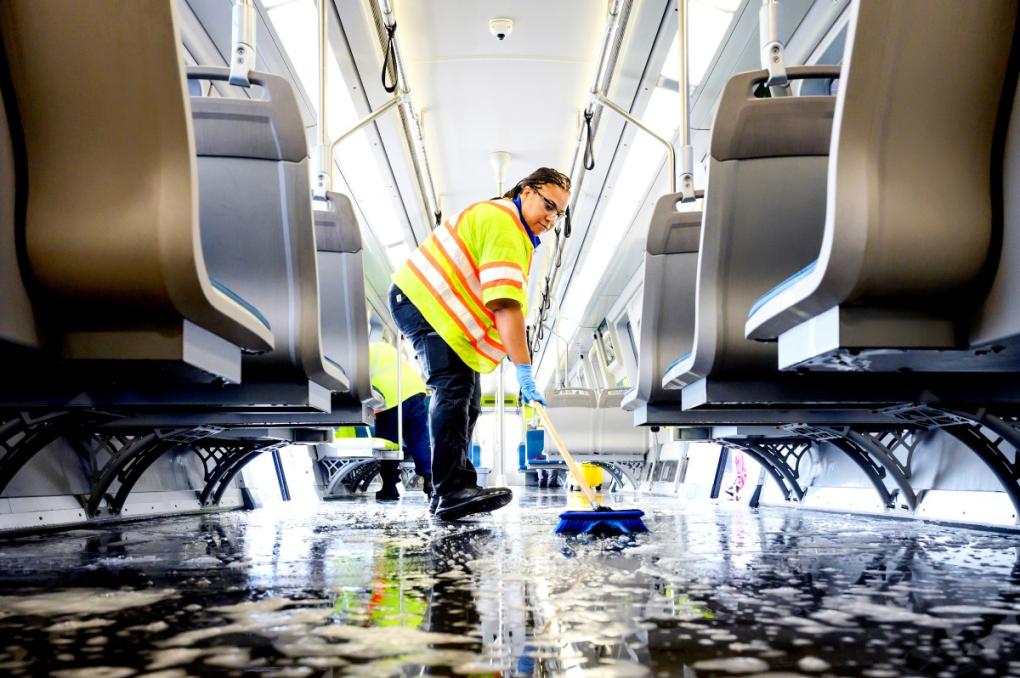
[748,259,818,319]
[664,351,693,375]
[211,278,272,332]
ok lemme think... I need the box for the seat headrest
[546,388,597,408]
[646,193,701,255]
[187,67,307,162]
[711,65,840,162]
[315,192,362,254]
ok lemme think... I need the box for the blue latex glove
[515,363,546,406]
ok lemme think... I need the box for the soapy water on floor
[0,490,1016,676]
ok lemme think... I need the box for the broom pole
[533,403,601,509]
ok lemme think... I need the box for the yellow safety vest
[392,200,534,373]
[369,341,426,411]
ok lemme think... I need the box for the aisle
[0,490,1017,676]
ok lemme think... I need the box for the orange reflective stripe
[482,278,524,290]
[446,224,478,272]
[407,260,501,365]
[419,246,493,331]
[480,261,524,271]
[488,201,529,238]
[434,226,489,316]
[480,264,525,285]
[450,203,482,233]
[483,333,505,353]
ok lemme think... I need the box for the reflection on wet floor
[0,491,1018,677]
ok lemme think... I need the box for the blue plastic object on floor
[555,508,648,536]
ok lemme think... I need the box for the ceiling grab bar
[327,95,405,195]
[592,91,676,195]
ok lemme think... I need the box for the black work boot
[435,486,513,521]
[424,475,439,514]
[375,485,400,502]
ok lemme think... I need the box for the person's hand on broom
[516,364,546,405]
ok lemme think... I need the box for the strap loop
[583,108,595,171]
[382,23,398,94]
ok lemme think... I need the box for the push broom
[533,403,648,536]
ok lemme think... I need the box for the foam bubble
[691,657,770,673]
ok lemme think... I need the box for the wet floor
[0,490,1018,677]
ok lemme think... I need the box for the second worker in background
[390,167,570,521]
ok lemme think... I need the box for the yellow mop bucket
[567,463,603,490]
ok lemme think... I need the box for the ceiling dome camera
[489,17,513,41]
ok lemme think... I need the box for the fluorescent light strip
[267,0,410,268]
[660,0,738,87]
[548,3,736,372]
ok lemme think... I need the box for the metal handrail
[593,91,676,195]
[327,95,405,194]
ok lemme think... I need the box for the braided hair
[501,167,571,200]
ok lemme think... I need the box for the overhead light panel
[266,0,412,269]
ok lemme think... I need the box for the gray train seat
[744,0,1020,373]
[188,66,350,397]
[0,0,273,383]
[315,192,384,413]
[542,388,597,455]
[620,193,700,421]
[595,388,648,457]
[0,54,39,355]
[661,66,840,401]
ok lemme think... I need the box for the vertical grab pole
[397,334,404,455]
[314,0,330,197]
[678,0,695,202]
[490,157,510,487]
[759,0,789,91]
[494,361,505,487]
[229,0,257,87]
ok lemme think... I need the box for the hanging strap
[382,22,398,93]
[583,108,595,171]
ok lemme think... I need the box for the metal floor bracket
[319,457,380,497]
[193,439,286,507]
[845,429,920,511]
[0,411,87,495]
[944,415,1020,523]
[86,426,223,517]
[721,437,811,501]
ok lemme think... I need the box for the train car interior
[1,0,1020,675]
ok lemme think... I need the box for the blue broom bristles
[554,509,648,536]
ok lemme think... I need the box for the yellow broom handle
[533,403,601,509]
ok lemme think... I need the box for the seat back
[543,388,597,455]
[189,67,348,394]
[315,192,379,408]
[0,49,39,352]
[595,388,647,456]
[747,0,1018,341]
[831,0,1013,305]
[624,193,700,410]
[687,65,838,380]
[0,1,272,360]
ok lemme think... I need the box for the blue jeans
[389,284,481,496]
[375,393,431,486]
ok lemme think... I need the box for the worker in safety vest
[390,167,570,520]
[369,340,432,502]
